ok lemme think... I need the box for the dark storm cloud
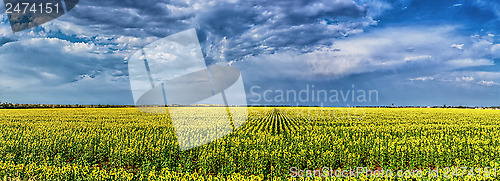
[60,0,374,62]
[194,0,372,62]
[0,0,376,104]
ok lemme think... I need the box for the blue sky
[0,0,498,106]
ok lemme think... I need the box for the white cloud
[477,80,500,86]
[492,44,500,58]
[460,76,475,82]
[404,55,432,61]
[446,59,494,69]
[354,0,394,17]
[64,42,96,53]
[410,76,434,81]
[237,25,499,88]
[451,43,464,50]
[410,71,500,88]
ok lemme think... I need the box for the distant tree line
[0,102,498,109]
[0,102,134,109]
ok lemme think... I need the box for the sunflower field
[0,107,499,180]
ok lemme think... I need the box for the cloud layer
[0,0,498,105]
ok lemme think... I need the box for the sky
[0,0,498,106]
